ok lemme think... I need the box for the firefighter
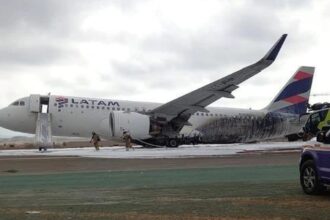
[90,131,101,151]
[122,131,133,151]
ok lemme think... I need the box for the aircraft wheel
[167,138,179,148]
[39,147,47,152]
[300,160,324,194]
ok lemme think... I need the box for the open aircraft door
[29,94,53,151]
[29,94,41,113]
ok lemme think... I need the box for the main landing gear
[166,138,179,148]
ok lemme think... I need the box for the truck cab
[303,108,330,137]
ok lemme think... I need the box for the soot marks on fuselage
[197,112,295,143]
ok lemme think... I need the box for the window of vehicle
[311,113,321,125]
[19,101,25,106]
[319,110,328,121]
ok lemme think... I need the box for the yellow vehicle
[304,108,330,136]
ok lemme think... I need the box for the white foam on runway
[0,142,304,159]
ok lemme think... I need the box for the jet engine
[110,111,151,139]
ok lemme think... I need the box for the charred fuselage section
[196,112,303,143]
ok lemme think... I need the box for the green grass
[0,165,329,220]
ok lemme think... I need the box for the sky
[0,0,330,137]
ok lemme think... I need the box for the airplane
[0,34,315,149]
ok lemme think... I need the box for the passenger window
[12,101,19,106]
[196,113,199,116]
[19,101,25,106]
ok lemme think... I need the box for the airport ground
[0,152,330,220]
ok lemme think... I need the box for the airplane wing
[150,34,287,122]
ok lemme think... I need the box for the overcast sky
[0,0,330,137]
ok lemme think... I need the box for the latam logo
[55,97,120,108]
[55,96,68,108]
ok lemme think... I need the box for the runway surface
[0,152,299,174]
[1,141,329,220]
[0,141,304,159]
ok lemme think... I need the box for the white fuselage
[0,94,305,143]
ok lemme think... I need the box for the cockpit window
[10,100,25,106]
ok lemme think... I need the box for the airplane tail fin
[265,66,315,115]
